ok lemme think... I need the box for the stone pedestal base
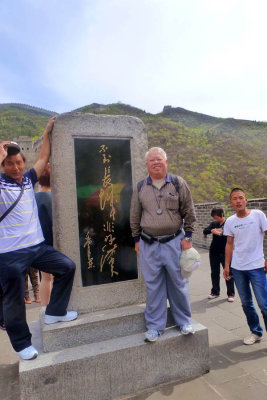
[19,305,210,400]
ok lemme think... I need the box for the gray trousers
[140,233,191,331]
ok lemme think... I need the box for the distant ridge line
[0,102,265,123]
[0,103,57,116]
[161,105,264,124]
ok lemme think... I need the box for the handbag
[0,185,25,222]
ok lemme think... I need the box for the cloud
[0,0,267,119]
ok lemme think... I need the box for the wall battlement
[12,135,42,170]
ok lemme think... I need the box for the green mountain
[0,103,56,139]
[76,103,267,203]
[1,102,266,203]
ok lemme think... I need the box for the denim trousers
[0,243,76,351]
[231,267,267,336]
[140,233,191,331]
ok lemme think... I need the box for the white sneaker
[16,345,38,360]
[180,324,195,335]
[144,329,160,342]
[243,333,262,345]
[227,296,235,302]
[44,311,78,325]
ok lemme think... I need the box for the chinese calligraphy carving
[99,144,118,277]
[74,138,137,286]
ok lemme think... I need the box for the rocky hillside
[76,103,267,203]
[1,102,266,203]
[0,103,56,140]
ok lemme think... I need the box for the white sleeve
[259,210,267,232]
[223,219,233,237]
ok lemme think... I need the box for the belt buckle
[162,233,175,243]
[158,235,168,243]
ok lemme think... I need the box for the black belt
[140,229,181,244]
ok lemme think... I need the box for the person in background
[35,164,53,306]
[224,188,267,345]
[203,208,235,302]
[24,267,40,304]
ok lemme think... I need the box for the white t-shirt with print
[223,209,267,271]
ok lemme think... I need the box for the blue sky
[1,0,267,120]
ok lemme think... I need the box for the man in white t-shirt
[223,188,267,345]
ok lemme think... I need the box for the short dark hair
[1,152,26,166]
[211,208,224,218]
[230,187,245,198]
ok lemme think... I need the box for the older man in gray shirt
[130,147,196,342]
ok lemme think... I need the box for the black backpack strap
[0,185,25,223]
[138,175,180,193]
[170,174,180,193]
[137,178,145,193]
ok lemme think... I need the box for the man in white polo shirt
[0,117,77,360]
[223,188,267,345]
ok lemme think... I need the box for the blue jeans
[231,268,267,336]
[0,243,75,351]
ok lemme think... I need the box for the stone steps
[20,320,209,400]
[42,304,175,352]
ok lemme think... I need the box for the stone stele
[50,112,147,314]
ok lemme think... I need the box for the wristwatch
[184,237,192,242]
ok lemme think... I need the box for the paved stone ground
[1,248,267,400]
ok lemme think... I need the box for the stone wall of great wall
[13,135,42,171]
